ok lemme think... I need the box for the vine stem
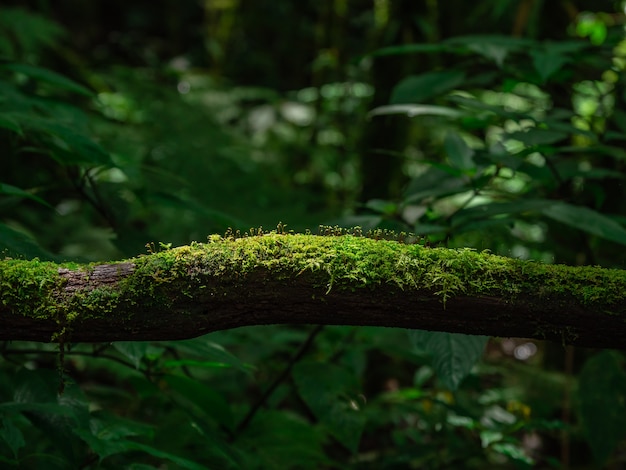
[234,325,325,437]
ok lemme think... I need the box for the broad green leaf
[404,167,469,204]
[507,128,568,146]
[409,331,488,390]
[163,359,243,370]
[444,132,475,171]
[371,43,452,57]
[11,369,89,463]
[239,410,328,470]
[39,123,112,166]
[451,199,552,227]
[76,428,210,470]
[162,338,255,375]
[0,417,25,458]
[531,50,570,83]
[412,223,448,236]
[492,442,534,466]
[368,104,464,119]
[390,71,465,104]
[86,413,154,442]
[0,113,22,134]
[542,202,626,246]
[0,8,65,56]
[364,199,397,215]
[448,95,533,121]
[112,342,149,369]
[578,351,626,464]
[292,362,365,453]
[0,183,53,208]
[0,223,55,260]
[1,62,93,96]
[445,35,533,67]
[612,109,626,135]
[164,375,233,430]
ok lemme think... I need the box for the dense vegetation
[1,1,626,468]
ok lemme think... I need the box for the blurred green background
[2,1,626,468]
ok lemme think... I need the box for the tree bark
[1,234,625,348]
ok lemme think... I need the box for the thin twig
[234,324,325,437]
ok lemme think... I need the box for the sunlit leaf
[368,104,464,119]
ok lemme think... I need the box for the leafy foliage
[1,2,626,468]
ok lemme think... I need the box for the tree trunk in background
[359,0,430,202]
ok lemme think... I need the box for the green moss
[3,233,626,341]
[0,258,65,319]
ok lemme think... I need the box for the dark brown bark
[1,258,625,349]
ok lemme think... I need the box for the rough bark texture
[1,234,625,348]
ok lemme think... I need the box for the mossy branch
[1,234,625,348]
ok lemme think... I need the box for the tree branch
[1,234,625,348]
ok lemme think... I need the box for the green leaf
[364,199,397,215]
[368,104,464,119]
[0,223,55,260]
[162,338,255,375]
[30,119,113,166]
[0,417,25,458]
[409,331,487,391]
[76,427,210,470]
[390,71,465,104]
[86,413,154,442]
[542,202,626,246]
[578,351,626,464]
[404,166,469,204]
[507,128,568,146]
[492,442,534,466]
[371,43,452,57]
[0,113,22,134]
[239,410,327,469]
[1,62,93,96]
[0,8,65,57]
[448,95,534,121]
[11,369,89,463]
[530,50,570,83]
[445,35,533,67]
[0,183,53,209]
[451,199,552,227]
[112,342,149,369]
[164,375,234,430]
[292,362,365,453]
[444,132,475,171]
